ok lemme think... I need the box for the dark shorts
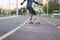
[27,7,36,15]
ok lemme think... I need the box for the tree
[11,10,16,15]
[18,8,27,15]
[0,10,1,14]
[18,8,22,15]
[43,0,60,13]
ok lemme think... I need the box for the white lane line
[46,20,52,24]
[40,17,56,26]
[0,18,30,40]
[49,22,52,24]
[0,16,18,19]
[40,17,60,29]
[52,23,56,25]
[57,26,60,29]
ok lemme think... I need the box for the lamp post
[16,0,18,16]
[59,0,60,15]
[9,0,11,16]
[47,0,48,17]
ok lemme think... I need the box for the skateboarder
[21,0,43,24]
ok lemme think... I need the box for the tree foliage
[43,0,60,13]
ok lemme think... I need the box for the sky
[0,0,47,9]
[0,0,27,9]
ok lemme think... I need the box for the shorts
[27,7,36,15]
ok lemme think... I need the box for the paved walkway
[1,17,60,40]
[0,16,28,37]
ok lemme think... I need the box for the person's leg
[27,7,36,22]
[30,8,36,20]
[30,12,34,20]
[29,12,36,24]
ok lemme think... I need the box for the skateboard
[36,21,40,24]
[35,19,40,24]
[29,20,40,24]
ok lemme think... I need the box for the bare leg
[29,13,34,24]
[30,13,34,20]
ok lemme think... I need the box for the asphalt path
[2,16,60,40]
[44,17,60,25]
[0,15,28,37]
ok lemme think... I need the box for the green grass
[44,14,60,19]
[54,15,60,19]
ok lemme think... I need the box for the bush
[43,0,60,14]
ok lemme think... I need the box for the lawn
[54,15,60,19]
[42,14,60,19]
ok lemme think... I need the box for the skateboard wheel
[29,22,33,24]
[36,22,40,24]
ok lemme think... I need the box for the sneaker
[34,19,40,24]
[29,20,33,24]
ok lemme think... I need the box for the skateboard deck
[27,20,40,24]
